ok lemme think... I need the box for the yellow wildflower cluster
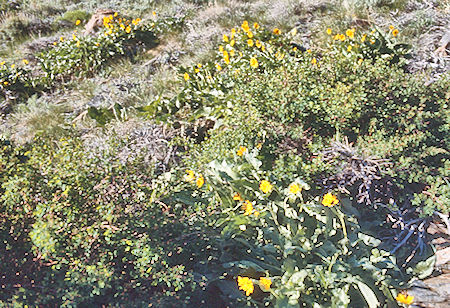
[396,293,414,305]
[237,146,247,156]
[259,180,273,194]
[322,192,339,207]
[184,170,205,188]
[237,276,272,296]
[389,25,399,37]
[102,13,141,36]
[237,276,254,296]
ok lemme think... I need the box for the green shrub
[57,9,91,24]
[0,135,196,306]
[0,60,38,100]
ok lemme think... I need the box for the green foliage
[0,60,38,99]
[37,16,157,81]
[0,136,195,306]
[198,150,416,307]
[57,9,91,24]
[162,23,448,214]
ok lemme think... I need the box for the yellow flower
[306,49,312,53]
[259,180,273,194]
[22,59,29,65]
[125,26,131,33]
[219,45,224,52]
[114,12,118,17]
[195,68,199,73]
[237,276,254,296]
[223,34,229,42]
[289,183,301,195]
[311,57,317,65]
[230,39,235,47]
[242,20,250,32]
[152,11,157,17]
[72,33,77,40]
[197,63,202,69]
[223,51,230,64]
[76,40,80,48]
[3,81,9,86]
[273,28,281,35]
[392,29,399,37]
[233,192,243,201]
[196,175,205,188]
[60,36,64,42]
[322,192,339,207]
[247,31,253,38]
[184,72,190,81]
[231,28,236,35]
[339,34,346,41]
[136,18,141,23]
[396,293,414,305]
[259,277,272,291]
[237,146,247,156]
[53,42,57,46]
[243,200,253,215]
[326,28,332,35]
[75,19,81,26]
[0,61,5,66]
[254,211,260,217]
[250,57,258,68]
[358,58,363,65]
[261,45,265,52]
[389,25,395,30]
[184,170,195,182]
[347,45,352,52]
[333,34,339,40]
[346,28,355,39]
[215,63,222,71]
[255,40,262,48]
[361,34,367,42]
[10,64,15,69]
[247,39,254,47]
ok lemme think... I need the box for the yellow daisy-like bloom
[250,57,258,68]
[253,22,260,29]
[326,28,332,35]
[247,39,254,47]
[255,40,262,48]
[230,49,235,57]
[273,28,281,35]
[3,81,9,86]
[152,11,157,17]
[289,183,301,195]
[311,57,317,65]
[247,31,253,38]
[53,42,57,46]
[322,192,339,207]
[215,63,222,71]
[347,45,352,52]
[339,34,346,41]
[392,29,399,37]
[389,25,395,30]
[259,277,272,291]
[259,180,273,194]
[361,34,367,42]
[184,170,195,182]
[346,28,355,39]
[223,34,229,42]
[60,36,64,42]
[114,12,118,17]
[261,45,266,52]
[237,146,247,156]
[196,175,205,188]
[184,72,190,81]
[230,39,235,47]
[75,19,81,26]
[0,61,5,66]
[231,28,236,35]
[233,192,242,201]
[396,293,414,305]
[219,45,224,52]
[195,68,199,73]
[10,64,15,69]
[125,26,131,33]
[243,200,253,216]
[242,20,250,32]
[197,63,202,69]
[76,40,80,47]
[237,276,254,296]
[22,59,29,65]
[254,211,260,217]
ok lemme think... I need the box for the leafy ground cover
[0,0,449,307]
